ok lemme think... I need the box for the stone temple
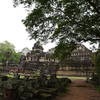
[20,41,59,74]
[8,42,94,76]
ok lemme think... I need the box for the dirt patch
[56,79,100,100]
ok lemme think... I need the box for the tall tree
[0,41,21,64]
[13,0,100,60]
[53,41,76,60]
[13,0,100,43]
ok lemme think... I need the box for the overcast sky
[0,0,56,52]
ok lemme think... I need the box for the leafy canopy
[13,0,100,42]
[13,0,100,59]
[0,41,21,63]
[95,50,100,76]
[53,41,76,60]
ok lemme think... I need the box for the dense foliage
[95,50,100,84]
[90,50,100,85]
[54,41,76,60]
[95,50,100,76]
[0,41,21,64]
[13,0,100,43]
[13,0,100,60]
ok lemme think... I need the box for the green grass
[6,73,14,78]
[6,73,39,79]
[57,76,86,80]
[6,73,25,79]
[6,73,86,80]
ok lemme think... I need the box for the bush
[93,50,100,85]
[0,75,72,100]
[1,76,8,81]
[90,74,100,85]
[95,86,100,92]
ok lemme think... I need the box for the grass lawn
[57,76,86,80]
[5,73,87,80]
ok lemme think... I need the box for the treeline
[0,41,21,64]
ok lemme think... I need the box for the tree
[0,41,14,63]
[13,0,100,43]
[13,0,100,63]
[53,41,76,60]
[95,50,100,84]
[0,41,21,64]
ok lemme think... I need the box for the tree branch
[86,0,100,14]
